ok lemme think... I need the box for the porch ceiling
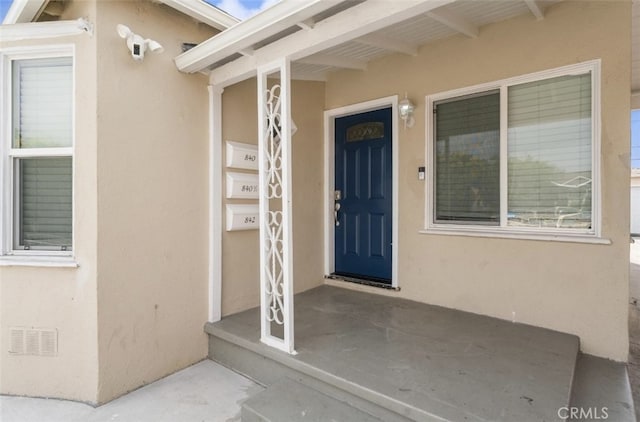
[288,0,541,82]
[176,0,638,94]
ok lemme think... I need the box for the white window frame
[0,45,76,263]
[423,60,606,244]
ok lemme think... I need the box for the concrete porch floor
[0,360,263,422]
[208,285,582,421]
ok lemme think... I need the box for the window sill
[0,256,79,268]
[419,228,612,245]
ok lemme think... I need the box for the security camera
[116,24,164,62]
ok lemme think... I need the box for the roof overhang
[175,0,639,94]
[178,0,578,88]
[157,0,239,31]
[2,0,49,24]
[174,0,345,74]
[216,0,492,87]
[3,0,239,31]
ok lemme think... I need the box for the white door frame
[323,95,399,288]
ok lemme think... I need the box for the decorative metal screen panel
[257,60,295,354]
[264,85,287,326]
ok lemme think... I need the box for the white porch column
[208,85,223,323]
[257,58,295,354]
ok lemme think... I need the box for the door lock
[334,190,342,226]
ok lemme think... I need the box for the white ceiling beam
[355,34,418,56]
[292,72,327,82]
[269,71,328,82]
[175,0,343,73]
[293,71,327,82]
[298,54,367,70]
[524,0,545,20]
[240,48,254,57]
[427,8,478,38]
[209,0,455,87]
[41,1,66,17]
[159,0,239,31]
[297,18,316,30]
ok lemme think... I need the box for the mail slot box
[226,141,259,170]
[226,204,259,231]
[226,172,259,199]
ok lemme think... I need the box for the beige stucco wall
[0,2,99,402]
[94,0,216,403]
[633,93,640,110]
[220,79,326,316]
[325,1,631,361]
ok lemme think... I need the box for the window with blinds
[10,57,73,252]
[428,62,597,236]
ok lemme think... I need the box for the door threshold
[327,274,399,291]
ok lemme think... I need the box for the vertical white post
[208,85,223,323]
[257,71,269,343]
[257,58,295,354]
[280,60,295,352]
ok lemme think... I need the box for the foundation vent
[9,327,58,356]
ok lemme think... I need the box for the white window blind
[12,58,72,149]
[10,57,73,251]
[507,73,592,229]
[434,92,500,224]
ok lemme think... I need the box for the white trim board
[323,95,399,289]
[0,19,93,41]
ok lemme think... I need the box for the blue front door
[334,107,392,284]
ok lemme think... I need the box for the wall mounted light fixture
[116,24,164,62]
[398,93,415,129]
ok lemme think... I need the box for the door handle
[334,202,341,226]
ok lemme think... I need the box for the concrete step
[208,331,413,422]
[241,377,383,422]
[569,353,636,421]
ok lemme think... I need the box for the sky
[0,0,11,22]
[205,0,278,20]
